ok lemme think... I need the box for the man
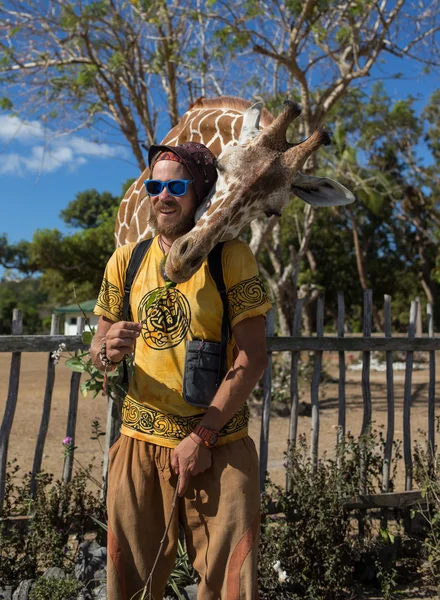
[91,142,272,600]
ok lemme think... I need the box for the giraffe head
[164,100,355,283]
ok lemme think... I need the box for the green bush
[29,577,81,600]
[0,461,106,586]
[258,429,403,599]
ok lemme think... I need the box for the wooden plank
[337,291,346,454]
[2,334,440,354]
[265,336,440,352]
[62,318,85,483]
[0,335,87,353]
[343,490,423,510]
[404,301,417,491]
[30,315,59,498]
[310,296,324,469]
[101,391,122,501]
[286,299,303,493]
[360,290,372,494]
[382,295,395,493]
[0,310,23,514]
[259,310,274,491]
[427,303,436,459]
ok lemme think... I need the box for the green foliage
[0,278,48,334]
[0,463,106,586]
[413,420,440,590]
[29,577,81,600]
[258,429,402,599]
[60,189,120,229]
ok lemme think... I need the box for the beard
[150,202,196,239]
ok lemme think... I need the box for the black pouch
[182,340,226,408]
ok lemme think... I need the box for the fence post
[286,299,303,493]
[382,295,395,493]
[0,309,23,514]
[101,391,122,501]
[62,317,85,483]
[310,295,324,470]
[259,309,274,491]
[31,314,59,497]
[403,300,417,491]
[360,289,372,494]
[427,303,436,462]
[337,291,346,465]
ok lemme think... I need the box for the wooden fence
[0,290,439,515]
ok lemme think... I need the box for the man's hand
[171,436,212,496]
[105,321,142,363]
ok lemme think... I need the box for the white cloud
[0,115,45,142]
[0,115,130,176]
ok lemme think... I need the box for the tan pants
[107,434,260,600]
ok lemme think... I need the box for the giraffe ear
[291,173,355,206]
[238,102,263,145]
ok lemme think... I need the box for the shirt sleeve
[222,239,272,329]
[94,244,135,322]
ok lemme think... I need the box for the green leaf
[65,357,86,372]
[82,331,93,344]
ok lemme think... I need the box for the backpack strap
[121,238,153,385]
[122,239,154,322]
[208,242,229,387]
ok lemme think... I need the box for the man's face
[150,160,197,240]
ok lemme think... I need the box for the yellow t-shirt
[94,236,272,447]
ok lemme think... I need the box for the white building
[54,299,98,335]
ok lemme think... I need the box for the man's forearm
[198,351,267,432]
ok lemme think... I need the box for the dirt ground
[1,351,439,490]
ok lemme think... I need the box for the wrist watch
[192,425,220,448]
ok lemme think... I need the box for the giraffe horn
[260,100,302,144]
[238,102,263,144]
[282,127,331,169]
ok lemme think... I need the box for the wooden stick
[310,296,324,470]
[382,296,395,493]
[259,310,274,491]
[337,292,346,464]
[101,391,122,502]
[265,337,440,352]
[0,335,87,352]
[403,301,417,491]
[0,310,23,514]
[427,303,436,461]
[31,315,59,497]
[286,299,303,493]
[62,318,85,483]
[360,290,372,496]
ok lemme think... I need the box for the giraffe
[115,96,274,247]
[164,99,355,283]
[115,96,355,283]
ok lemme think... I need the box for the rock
[74,540,107,584]
[0,587,13,600]
[42,567,66,579]
[12,580,34,600]
[76,587,93,600]
[183,583,198,599]
[91,583,107,599]
[298,402,311,417]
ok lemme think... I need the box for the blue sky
[0,54,438,249]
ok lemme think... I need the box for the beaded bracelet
[98,337,121,369]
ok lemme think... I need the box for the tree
[0,0,229,171]
[0,188,122,305]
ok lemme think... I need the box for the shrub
[29,577,81,600]
[0,461,106,586]
[258,428,402,600]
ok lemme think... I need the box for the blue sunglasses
[144,179,194,197]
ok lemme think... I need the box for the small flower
[63,437,73,446]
